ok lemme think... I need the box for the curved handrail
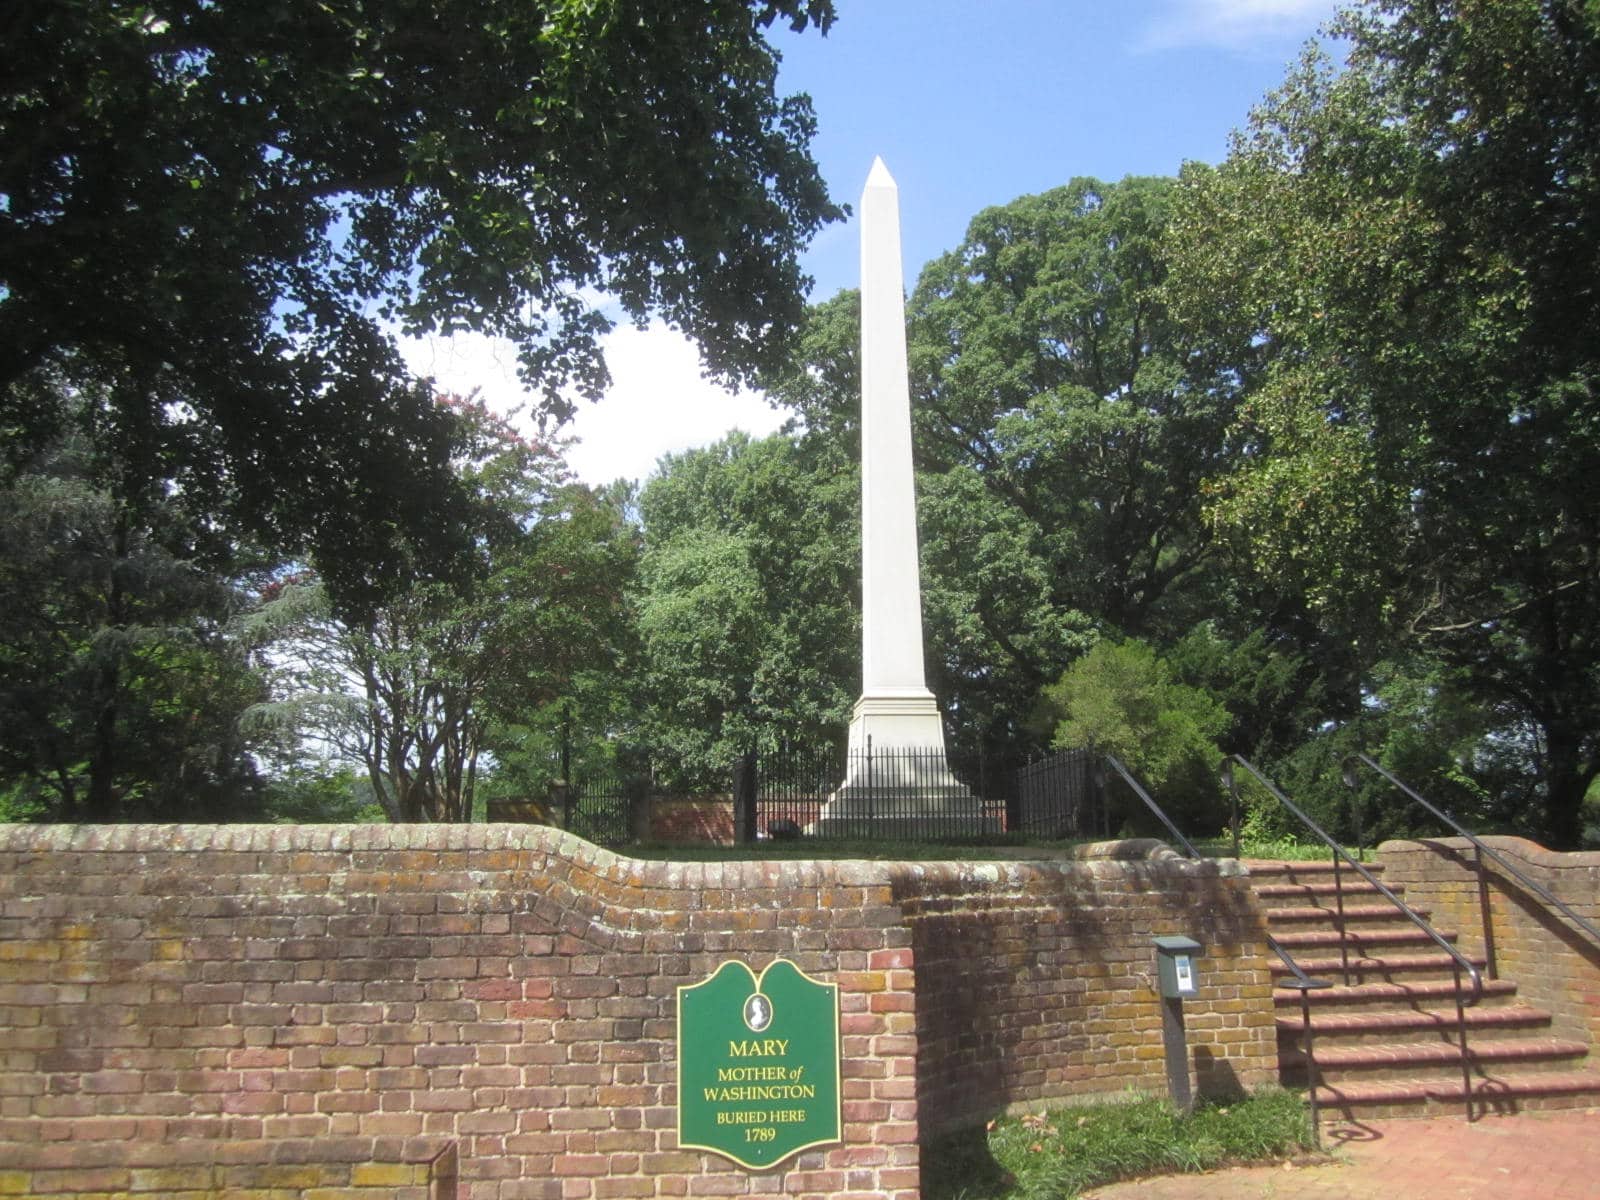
[1102,753,1205,859]
[1268,936,1333,991]
[1343,753,1600,962]
[1103,754,1332,1006]
[1109,753,1343,1131]
[1220,753,1484,1006]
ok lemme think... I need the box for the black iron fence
[557,767,640,847]
[561,742,1099,846]
[1013,747,1098,839]
[755,741,1020,841]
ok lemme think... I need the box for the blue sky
[403,0,1342,486]
[777,0,1340,301]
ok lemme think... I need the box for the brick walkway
[1081,1110,1600,1200]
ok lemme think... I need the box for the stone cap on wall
[1380,835,1600,873]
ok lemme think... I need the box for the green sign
[676,958,841,1169]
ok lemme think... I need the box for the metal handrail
[1102,756,1315,979]
[1267,935,1327,990]
[1106,753,1338,1138]
[1269,940,1335,1147]
[1104,755,1330,989]
[1221,753,1485,1003]
[1342,753,1600,977]
[1223,753,1485,1118]
[1101,753,1205,859]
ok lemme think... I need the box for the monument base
[809,691,1001,838]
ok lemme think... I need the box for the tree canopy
[1166,0,1600,846]
[0,401,269,821]
[9,0,1600,849]
[767,177,1276,765]
[632,430,858,778]
[3,0,842,603]
[245,398,636,822]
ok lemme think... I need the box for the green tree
[0,403,269,821]
[1035,638,1230,830]
[768,179,1260,764]
[1166,0,1600,845]
[247,398,636,821]
[3,0,843,605]
[632,431,858,779]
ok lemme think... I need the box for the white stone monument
[812,159,997,837]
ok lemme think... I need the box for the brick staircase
[1249,859,1600,1119]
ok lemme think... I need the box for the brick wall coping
[0,821,578,854]
[884,847,1247,912]
[0,824,1251,921]
[1379,835,1600,873]
[1070,837,1247,866]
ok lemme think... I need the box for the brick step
[1270,926,1461,953]
[1265,903,1431,926]
[1268,951,1488,982]
[1246,860,1385,880]
[1308,1069,1600,1120]
[1274,978,1520,1008]
[1282,1036,1589,1078]
[1255,880,1403,903]
[1277,1003,1552,1041]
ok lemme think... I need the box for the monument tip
[865,156,895,190]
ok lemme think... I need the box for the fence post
[867,736,875,830]
[732,749,758,845]
[560,709,573,829]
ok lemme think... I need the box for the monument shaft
[858,157,931,698]
[820,156,994,838]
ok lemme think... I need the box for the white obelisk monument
[814,159,992,834]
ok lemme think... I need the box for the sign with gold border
[676,959,841,1169]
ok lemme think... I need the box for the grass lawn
[627,836,1085,861]
[628,835,1354,863]
[923,1090,1317,1199]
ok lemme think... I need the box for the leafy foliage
[632,431,857,779]
[765,178,1258,768]
[246,399,636,821]
[0,397,269,820]
[3,0,843,606]
[922,1090,1312,1200]
[1035,639,1229,829]
[1166,0,1600,845]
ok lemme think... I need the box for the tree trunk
[84,656,121,821]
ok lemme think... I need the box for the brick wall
[1378,837,1600,1047]
[0,827,1279,1199]
[895,842,1278,1134]
[647,799,734,846]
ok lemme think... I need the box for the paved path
[1082,1110,1600,1199]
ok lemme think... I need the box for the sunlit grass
[923,1089,1316,1200]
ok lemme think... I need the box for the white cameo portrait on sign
[743,992,773,1032]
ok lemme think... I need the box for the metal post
[866,735,875,833]
[1475,844,1498,980]
[1333,845,1351,987]
[1161,996,1193,1115]
[1454,961,1475,1121]
[1153,937,1203,1115]
[1221,759,1240,860]
[1277,973,1332,1149]
[561,711,574,830]
[1302,986,1320,1148]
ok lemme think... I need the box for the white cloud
[562,325,792,487]
[1136,0,1336,54]
[398,325,793,488]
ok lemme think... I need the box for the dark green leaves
[2,0,842,606]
